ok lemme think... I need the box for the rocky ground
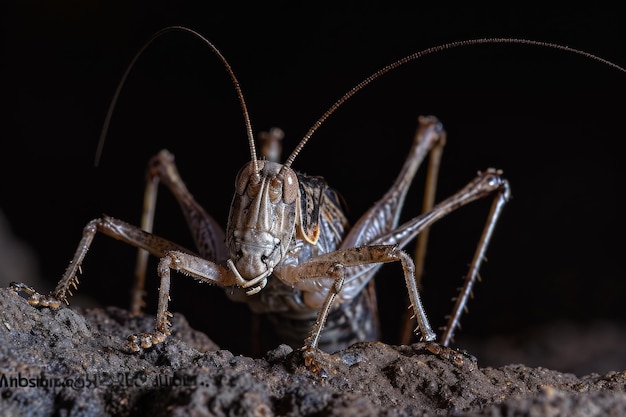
[1,286,626,417]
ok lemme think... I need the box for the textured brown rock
[1,287,626,416]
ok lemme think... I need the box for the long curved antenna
[284,38,626,167]
[94,26,258,177]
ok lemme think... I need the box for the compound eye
[235,161,265,195]
[281,168,298,203]
[269,177,282,203]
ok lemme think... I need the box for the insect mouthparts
[245,278,268,295]
[227,259,272,293]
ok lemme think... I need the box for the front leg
[10,217,235,352]
[283,244,436,351]
[11,216,193,309]
[124,250,237,352]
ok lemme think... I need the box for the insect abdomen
[261,286,379,353]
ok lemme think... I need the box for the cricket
[10,27,626,360]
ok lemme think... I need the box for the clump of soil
[2,287,626,416]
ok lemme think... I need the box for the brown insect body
[225,160,370,351]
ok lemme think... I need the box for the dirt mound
[1,287,625,416]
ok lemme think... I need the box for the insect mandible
[10,27,626,357]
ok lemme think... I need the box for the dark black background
[2,3,625,356]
